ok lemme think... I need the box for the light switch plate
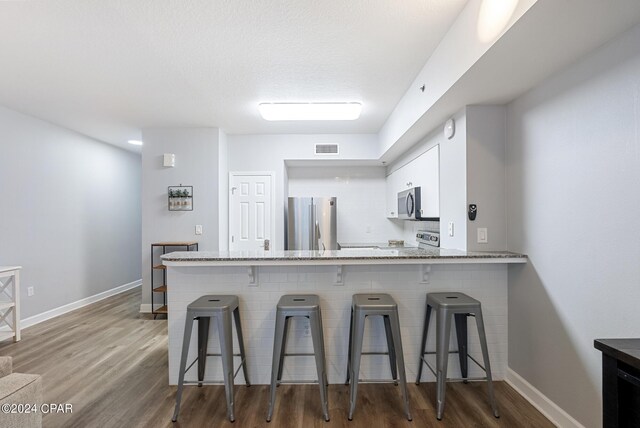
[27,287,34,297]
[477,228,488,244]
[195,225,203,235]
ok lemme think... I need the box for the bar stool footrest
[354,379,400,384]
[420,352,487,372]
[182,380,236,386]
[184,357,248,380]
[276,379,321,385]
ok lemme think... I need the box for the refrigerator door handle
[313,203,321,251]
[310,203,315,250]
[314,204,323,251]
[316,222,322,251]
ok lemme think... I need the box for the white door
[229,173,273,251]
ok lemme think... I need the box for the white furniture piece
[0,266,21,342]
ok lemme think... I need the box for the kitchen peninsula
[162,248,526,386]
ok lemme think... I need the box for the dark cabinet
[595,339,640,428]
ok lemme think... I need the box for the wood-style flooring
[0,288,553,428]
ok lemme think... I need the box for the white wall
[287,166,402,244]
[0,106,141,319]
[438,110,466,250]
[141,128,222,310]
[389,109,468,249]
[379,0,537,156]
[227,134,379,250]
[218,129,229,251]
[506,23,640,427]
[466,105,507,252]
[388,106,507,251]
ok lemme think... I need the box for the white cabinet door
[411,145,440,218]
[385,169,401,218]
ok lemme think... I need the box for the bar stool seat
[352,293,397,309]
[187,295,239,311]
[172,295,250,423]
[345,293,412,421]
[267,294,329,422]
[416,292,499,420]
[427,292,480,309]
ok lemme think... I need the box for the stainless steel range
[416,230,440,248]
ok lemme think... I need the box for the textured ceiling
[0,0,467,149]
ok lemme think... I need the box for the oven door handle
[406,193,414,217]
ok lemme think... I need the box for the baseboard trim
[7,279,141,332]
[139,303,153,314]
[506,368,584,428]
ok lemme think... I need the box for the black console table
[594,339,640,428]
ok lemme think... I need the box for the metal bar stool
[172,295,250,423]
[267,294,329,422]
[416,292,499,420]
[345,293,412,421]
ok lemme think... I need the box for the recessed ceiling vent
[315,143,339,155]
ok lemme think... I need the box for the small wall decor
[168,185,193,211]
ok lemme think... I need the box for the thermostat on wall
[444,118,455,140]
[163,153,175,167]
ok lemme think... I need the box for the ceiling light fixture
[477,0,519,43]
[258,102,362,121]
[128,140,144,146]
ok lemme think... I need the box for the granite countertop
[338,242,410,249]
[338,242,389,249]
[161,248,527,265]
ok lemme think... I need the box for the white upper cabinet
[385,168,402,218]
[385,145,440,219]
[411,145,440,218]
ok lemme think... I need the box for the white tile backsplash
[167,263,508,385]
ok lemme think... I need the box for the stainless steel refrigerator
[286,197,337,251]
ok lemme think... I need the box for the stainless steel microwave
[397,187,422,220]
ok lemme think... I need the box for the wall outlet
[477,228,488,244]
[448,221,455,237]
[195,225,203,235]
[27,287,34,297]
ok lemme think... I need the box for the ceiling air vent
[315,143,339,155]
